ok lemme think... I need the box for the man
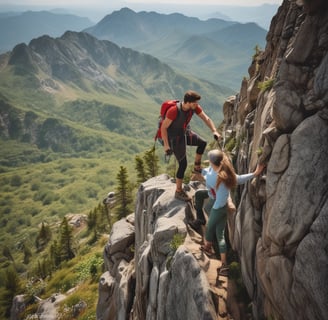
[161,90,220,201]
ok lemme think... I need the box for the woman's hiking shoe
[200,244,216,258]
[175,190,191,202]
[217,264,229,277]
[188,219,206,230]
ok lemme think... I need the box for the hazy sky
[0,0,283,25]
[1,0,283,7]
[0,0,282,8]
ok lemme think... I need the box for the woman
[195,149,265,276]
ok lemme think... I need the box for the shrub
[57,283,98,320]
[59,162,74,173]
[229,261,251,303]
[167,233,186,269]
[75,255,103,283]
[30,208,39,216]
[256,147,263,156]
[46,269,77,294]
[31,183,40,191]
[2,207,11,215]
[169,233,185,252]
[20,302,39,319]
[19,192,30,200]
[42,194,54,206]
[258,78,275,92]
[10,175,22,187]
[225,137,236,153]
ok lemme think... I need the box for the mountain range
[0,8,267,90]
[0,10,93,54]
[203,3,279,29]
[85,8,267,89]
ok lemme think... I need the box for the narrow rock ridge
[97,175,237,320]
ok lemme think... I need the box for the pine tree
[144,146,159,178]
[35,222,52,252]
[98,203,110,233]
[0,267,21,318]
[37,261,43,278]
[23,242,32,264]
[87,203,110,240]
[49,240,61,268]
[2,245,14,262]
[59,217,75,261]
[135,155,147,183]
[87,208,97,231]
[115,166,133,220]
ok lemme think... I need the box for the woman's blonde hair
[216,153,237,189]
[208,149,237,189]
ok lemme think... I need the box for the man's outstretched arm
[198,111,221,140]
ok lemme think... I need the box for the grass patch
[258,78,275,92]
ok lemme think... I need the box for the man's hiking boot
[217,263,229,277]
[175,190,191,202]
[190,168,205,182]
[183,184,191,192]
[193,161,202,173]
[192,167,202,174]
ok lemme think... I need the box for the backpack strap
[176,102,193,130]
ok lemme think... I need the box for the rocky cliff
[227,0,328,319]
[97,177,233,320]
[97,1,328,319]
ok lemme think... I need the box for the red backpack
[154,99,179,142]
[155,99,195,143]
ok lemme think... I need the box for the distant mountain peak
[84,8,266,89]
[0,10,93,53]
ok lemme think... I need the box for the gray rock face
[96,176,229,320]
[223,1,328,319]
